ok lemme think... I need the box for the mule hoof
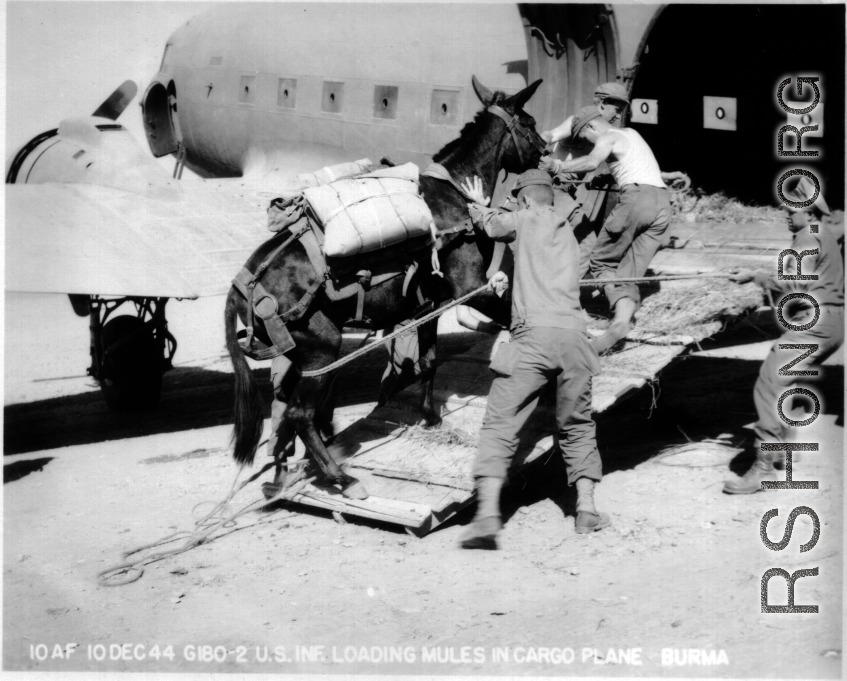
[341,480,369,500]
[262,482,284,500]
[416,414,442,429]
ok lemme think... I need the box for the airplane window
[278,79,297,109]
[430,89,460,126]
[373,86,398,120]
[322,82,344,113]
[239,76,256,105]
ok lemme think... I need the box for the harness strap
[402,262,417,298]
[422,164,477,235]
[233,267,258,352]
[253,281,296,355]
[253,221,311,283]
[280,276,325,324]
[487,104,524,166]
[423,163,475,202]
[487,103,546,167]
[299,222,330,280]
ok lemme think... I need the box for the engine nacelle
[6,116,179,199]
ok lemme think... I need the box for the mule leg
[377,321,441,427]
[267,355,294,460]
[286,374,368,500]
[416,319,442,428]
[262,356,299,500]
[315,370,341,443]
[376,323,410,407]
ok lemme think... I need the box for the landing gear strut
[79,296,177,411]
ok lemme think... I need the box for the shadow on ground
[4,332,484,456]
[4,457,55,484]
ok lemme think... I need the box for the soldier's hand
[588,174,613,190]
[461,176,490,206]
[538,156,558,174]
[540,130,554,144]
[488,271,509,297]
[662,171,691,191]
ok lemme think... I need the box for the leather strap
[423,163,475,201]
[487,104,546,167]
[422,164,477,235]
[280,275,325,323]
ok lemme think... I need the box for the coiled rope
[97,460,313,586]
[301,271,733,378]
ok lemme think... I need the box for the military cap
[512,169,553,195]
[783,174,831,215]
[595,82,630,104]
[571,106,604,140]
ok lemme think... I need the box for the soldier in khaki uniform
[723,177,844,493]
[457,170,609,550]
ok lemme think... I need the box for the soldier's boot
[460,477,504,550]
[723,453,777,494]
[575,477,611,534]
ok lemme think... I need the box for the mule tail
[224,289,265,466]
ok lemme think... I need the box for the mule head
[472,75,546,174]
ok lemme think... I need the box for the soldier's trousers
[473,326,602,483]
[589,184,671,308]
[753,304,844,448]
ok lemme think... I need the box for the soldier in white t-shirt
[542,106,672,353]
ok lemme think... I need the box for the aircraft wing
[5,179,278,299]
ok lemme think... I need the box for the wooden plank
[350,463,475,492]
[284,487,431,528]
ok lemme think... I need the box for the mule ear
[472,75,494,107]
[509,78,543,110]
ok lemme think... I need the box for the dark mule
[224,76,545,500]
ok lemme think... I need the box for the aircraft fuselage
[143,3,531,179]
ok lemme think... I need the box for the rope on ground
[97,460,304,587]
[301,271,735,377]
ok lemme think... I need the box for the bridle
[486,104,547,168]
[423,102,546,238]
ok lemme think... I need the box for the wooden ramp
[280,330,695,535]
[278,244,772,533]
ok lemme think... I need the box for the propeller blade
[91,80,138,120]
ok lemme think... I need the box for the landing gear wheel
[99,316,163,411]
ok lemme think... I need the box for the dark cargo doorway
[629,4,845,209]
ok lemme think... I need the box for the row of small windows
[235,75,460,125]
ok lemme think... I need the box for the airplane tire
[99,316,163,411]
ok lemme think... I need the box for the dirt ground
[3,290,844,677]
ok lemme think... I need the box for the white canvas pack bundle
[303,163,435,258]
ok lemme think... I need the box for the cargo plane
[7,2,843,409]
